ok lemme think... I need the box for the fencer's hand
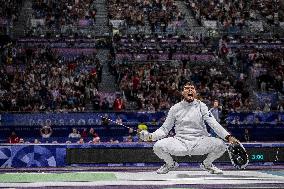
[139,130,152,141]
[228,136,239,144]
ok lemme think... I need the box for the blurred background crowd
[0,0,283,144]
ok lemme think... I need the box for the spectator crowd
[0,44,102,112]
[31,0,97,31]
[0,0,283,145]
[108,0,184,33]
[186,0,283,28]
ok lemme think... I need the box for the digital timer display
[251,154,264,161]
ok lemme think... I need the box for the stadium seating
[0,0,283,144]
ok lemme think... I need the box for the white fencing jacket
[152,99,230,143]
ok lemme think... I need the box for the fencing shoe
[200,162,223,174]
[156,162,179,174]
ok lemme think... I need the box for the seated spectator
[68,128,81,139]
[255,116,262,124]
[150,118,158,125]
[125,135,133,142]
[137,123,148,132]
[8,131,20,144]
[108,138,119,143]
[19,138,25,144]
[89,136,100,144]
[34,139,41,144]
[40,124,53,139]
[263,101,272,112]
[128,127,139,142]
[89,128,100,138]
[231,116,241,125]
[77,138,85,144]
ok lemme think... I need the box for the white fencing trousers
[153,137,227,166]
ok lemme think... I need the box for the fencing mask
[227,142,249,169]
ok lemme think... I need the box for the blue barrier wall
[0,143,156,168]
[0,144,66,168]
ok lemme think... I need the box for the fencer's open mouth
[188,93,193,97]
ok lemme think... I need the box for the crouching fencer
[139,82,240,174]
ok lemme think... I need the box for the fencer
[140,82,239,174]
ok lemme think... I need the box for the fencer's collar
[182,99,197,106]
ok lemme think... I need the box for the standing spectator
[132,74,140,96]
[209,100,222,137]
[244,129,250,142]
[210,100,222,123]
[68,128,81,139]
[93,95,101,110]
[8,131,20,144]
[81,128,88,139]
[277,101,284,112]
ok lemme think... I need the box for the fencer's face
[182,84,196,102]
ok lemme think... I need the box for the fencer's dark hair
[182,81,195,88]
